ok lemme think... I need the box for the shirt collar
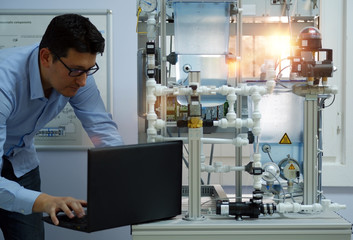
[29,45,45,100]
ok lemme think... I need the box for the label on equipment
[279,133,292,144]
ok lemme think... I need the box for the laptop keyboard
[43,210,89,231]
[57,213,88,225]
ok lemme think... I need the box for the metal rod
[303,95,319,205]
[235,0,243,203]
[318,98,325,203]
[187,128,203,220]
[160,0,167,136]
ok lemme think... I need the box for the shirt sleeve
[0,175,41,215]
[0,88,41,215]
[69,77,124,147]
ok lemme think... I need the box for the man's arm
[0,89,40,215]
[0,88,86,225]
[0,175,41,214]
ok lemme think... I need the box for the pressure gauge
[139,0,157,12]
[278,155,301,181]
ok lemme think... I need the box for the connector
[262,144,271,153]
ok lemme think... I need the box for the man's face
[46,48,97,97]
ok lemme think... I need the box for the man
[0,14,124,239]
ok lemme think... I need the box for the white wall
[320,0,353,187]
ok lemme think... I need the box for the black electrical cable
[267,171,286,203]
[267,152,275,163]
[207,144,215,185]
[323,94,336,108]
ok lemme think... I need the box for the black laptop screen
[87,141,183,232]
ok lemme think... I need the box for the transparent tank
[249,82,304,167]
[173,1,232,107]
[175,55,228,107]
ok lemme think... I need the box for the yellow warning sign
[279,133,292,144]
[289,164,295,170]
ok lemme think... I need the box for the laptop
[43,141,183,232]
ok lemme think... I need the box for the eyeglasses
[52,52,99,77]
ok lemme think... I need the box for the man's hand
[32,193,87,225]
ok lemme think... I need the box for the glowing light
[255,34,291,78]
[228,34,292,79]
[228,60,237,79]
[267,35,291,60]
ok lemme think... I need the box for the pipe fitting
[146,79,156,87]
[244,118,254,128]
[217,85,232,95]
[253,153,261,163]
[213,118,228,128]
[233,136,249,147]
[146,95,156,104]
[227,93,237,102]
[226,112,237,122]
[266,79,276,94]
[147,127,157,136]
[146,113,157,121]
[252,111,262,120]
[251,92,262,102]
[154,119,166,129]
[252,126,262,136]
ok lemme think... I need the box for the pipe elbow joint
[154,119,166,129]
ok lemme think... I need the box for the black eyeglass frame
[51,52,99,77]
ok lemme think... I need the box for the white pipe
[202,136,249,147]
[216,84,268,97]
[265,60,276,94]
[173,86,193,96]
[235,84,268,96]
[201,162,245,173]
[154,136,188,143]
[154,84,173,96]
[276,199,346,214]
[197,85,218,96]
[146,12,157,41]
[145,10,157,142]
[146,82,274,142]
[226,88,237,123]
[251,92,262,136]
[213,118,253,129]
[146,78,157,142]
[145,79,167,141]
[266,79,276,94]
[213,84,266,137]
[253,153,262,190]
[168,84,271,98]
[154,135,249,147]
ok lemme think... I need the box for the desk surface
[132,211,352,240]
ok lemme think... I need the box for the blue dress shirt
[0,44,124,214]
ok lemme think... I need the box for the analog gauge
[139,0,158,12]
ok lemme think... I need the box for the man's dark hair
[39,13,105,58]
